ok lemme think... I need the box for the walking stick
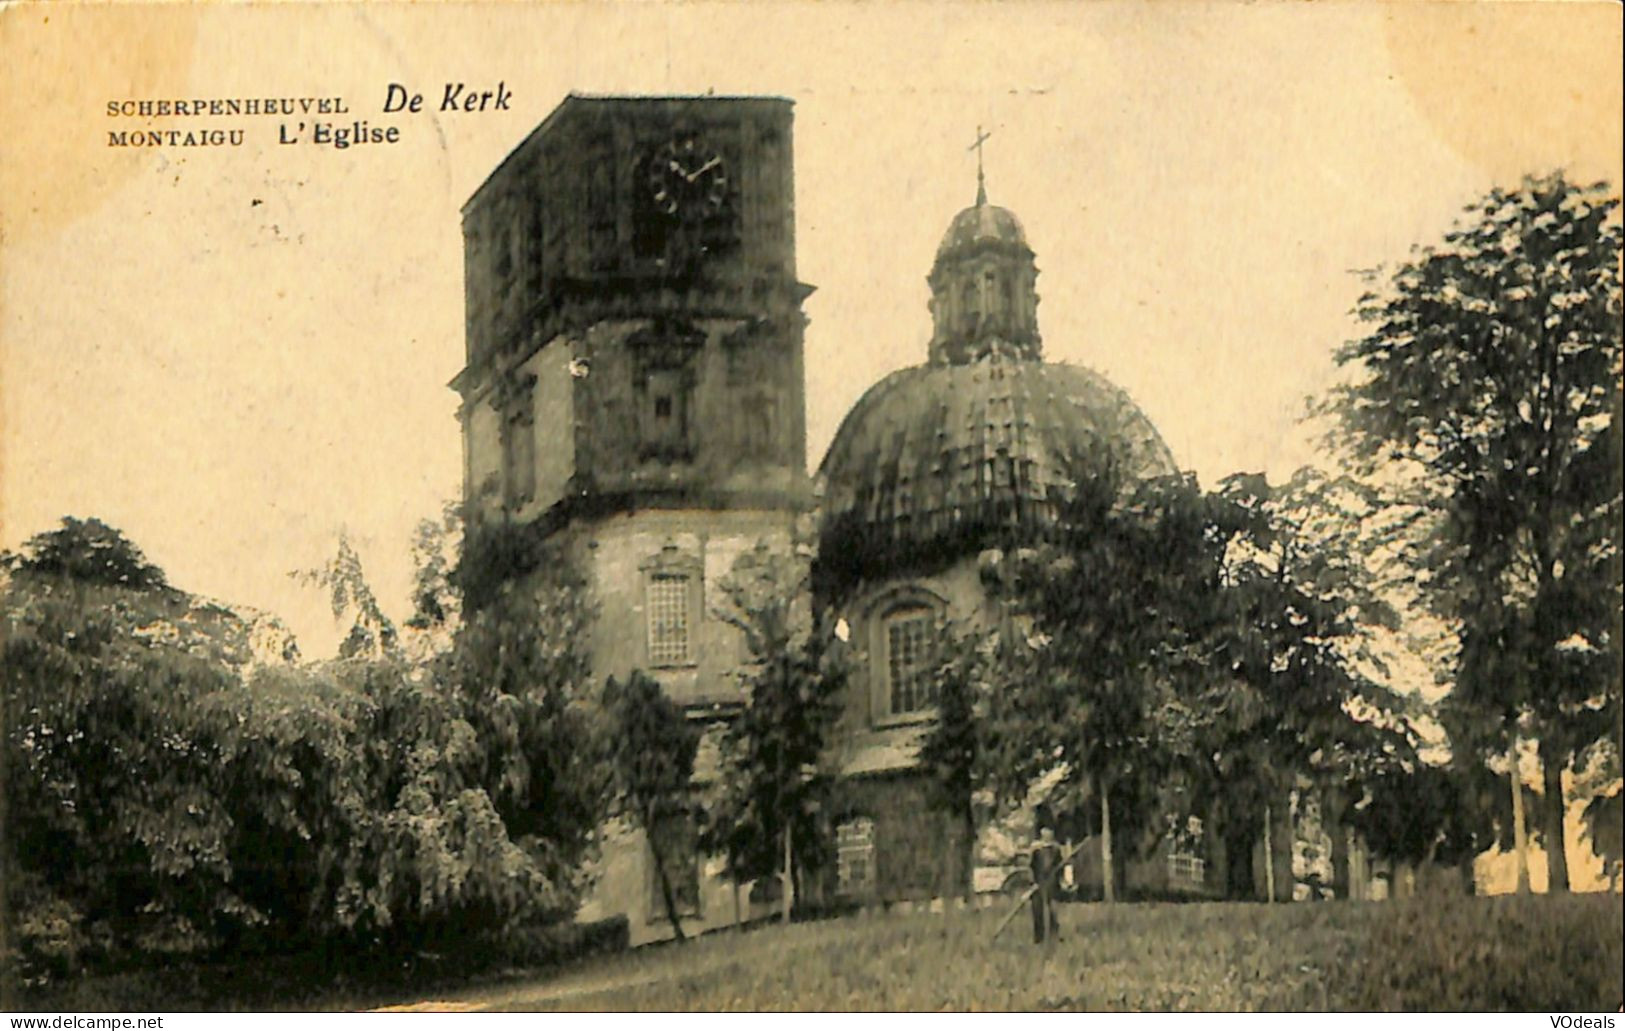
[991,839,1090,941]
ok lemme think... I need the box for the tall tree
[1200,470,1420,900]
[916,621,1006,900]
[706,537,845,922]
[1322,173,1624,892]
[437,540,608,917]
[603,671,702,941]
[981,456,1222,902]
[292,531,400,661]
[403,500,464,660]
[2,516,168,591]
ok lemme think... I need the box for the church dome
[816,353,1177,580]
[816,182,1178,586]
[933,202,1030,264]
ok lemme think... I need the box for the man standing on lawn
[1030,826,1062,945]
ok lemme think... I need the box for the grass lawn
[391,892,1622,1012]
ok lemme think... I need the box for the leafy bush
[2,517,168,591]
[501,915,630,969]
[17,916,631,1012]
[3,518,609,988]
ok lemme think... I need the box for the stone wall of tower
[453,96,816,944]
[459,96,798,371]
[560,507,796,707]
[557,506,797,945]
[455,96,811,531]
[568,314,807,506]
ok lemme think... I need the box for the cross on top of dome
[928,126,1039,364]
[969,124,992,206]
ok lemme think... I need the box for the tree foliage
[404,500,463,659]
[957,452,1224,897]
[2,517,168,592]
[603,671,701,940]
[2,517,608,982]
[1198,470,1425,894]
[704,537,846,917]
[918,455,1425,900]
[291,532,400,661]
[1321,172,1624,891]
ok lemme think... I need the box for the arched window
[882,605,936,716]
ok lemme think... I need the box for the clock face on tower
[647,137,729,221]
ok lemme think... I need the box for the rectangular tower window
[647,573,692,666]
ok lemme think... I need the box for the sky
[2,0,1621,657]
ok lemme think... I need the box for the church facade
[812,164,1186,907]
[454,94,1201,944]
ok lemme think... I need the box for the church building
[454,94,1192,943]
[813,157,1182,905]
[454,95,812,942]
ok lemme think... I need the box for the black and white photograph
[1,0,1621,1015]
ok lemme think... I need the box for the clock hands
[666,154,722,185]
[649,143,726,224]
[683,155,723,184]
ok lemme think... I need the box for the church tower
[456,95,810,528]
[453,95,812,943]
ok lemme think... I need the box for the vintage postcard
[1,0,1621,1014]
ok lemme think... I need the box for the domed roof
[816,353,1177,579]
[934,201,1030,265]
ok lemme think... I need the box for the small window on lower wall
[648,812,701,919]
[836,817,876,898]
[1166,852,1206,886]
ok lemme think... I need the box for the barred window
[647,573,692,666]
[884,609,935,715]
[836,817,876,897]
[1167,852,1206,885]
